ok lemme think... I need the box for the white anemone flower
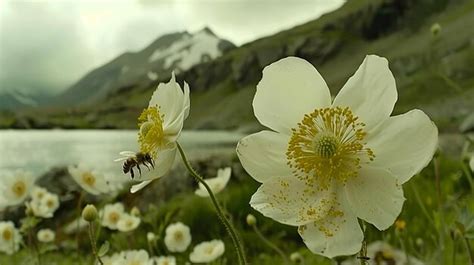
[341,241,424,265]
[236,55,438,258]
[0,221,22,255]
[37,229,55,243]
[31,186,48,201]
[68,164,111,195]
[164,222,192,253]
[30,191,60,218]
[128,73,190,193]
[195,167,231,197]
[101,203,125,230]
[117,213,141,232]
[153,256,177,265]
[189,240,225,263]
[121,249,151,265]
[0,170,36,209]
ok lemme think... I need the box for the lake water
[0,130,243,176]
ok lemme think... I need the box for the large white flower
[195,167,232,197]
[0,221,22,255]
[0,170,36,209]
[29,191,60,218]
[164,222,192,253]
[189,240,225,263]
[236,55,438,258]
[68,164,111,195]
[117,213,141,232]
[153,256,177,265]
[37,229,55,243]
[121,250,151,265]
[341,241,424,265]
[128,73,190,193]
[101,203,125,230]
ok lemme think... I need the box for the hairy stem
[88,222,103,265]
[252,224,288,263]
[177,142,247,265]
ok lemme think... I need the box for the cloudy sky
[0,0,344,96]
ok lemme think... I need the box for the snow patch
[148,30,222,71]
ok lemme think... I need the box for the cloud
[0,0,344,95]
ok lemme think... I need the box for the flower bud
[394,219,406,232]
[147,232,156,242]
[131,206,140,217]
[246,214,257,226]
[430,23,441,37]
[290,252,303,263]
[82,204,98,222]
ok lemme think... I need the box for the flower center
[2,228,12,241]
[138,106,165,157]
[12,181,26,198]
[287,106,375,190]
[109,212,120,224]
[81,172,96,187]
[173,231,183,241]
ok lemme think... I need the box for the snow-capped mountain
[56,27,235,106]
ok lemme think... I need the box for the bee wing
[113,157,128,162]
[119,151,136,157]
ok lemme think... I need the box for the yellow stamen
[81,172,96,187]
[287,106,375,190]
[2,228,12,241]
[138,106,165,157]
[12,181,26,198]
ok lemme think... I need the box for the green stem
[177,142,247,265]
[88,222,103,265]
[358,220,369,265]
[464,236,474,265]
[251,224,288,263]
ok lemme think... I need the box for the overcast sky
[0,0,344,95]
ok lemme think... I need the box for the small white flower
[31,186,48,201]
[341,241,424,265]
[117,213,141,232]
[189,240,225,263]
[101,203,125,230]
[102,250,151,265]
[153,256,177,265]
[30,191,60,218]
[237,55,438,258]
[37,229,55,243]
[195,167,231,197]
[164,222,192,253]
[68,164,111,195]
[130,73,190,193]
[0,221,22,255]
[0,170,36,209]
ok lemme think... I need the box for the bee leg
[130,168,135,179]
[137,164,142,176]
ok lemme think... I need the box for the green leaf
[98,241,110,257]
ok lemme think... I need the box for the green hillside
[4,0,474,132]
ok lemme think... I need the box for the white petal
[367,109,438,183]
[149,73,185,128]
[183,81,190,119]
[298,189,363,258]
[137,146,177,181]
[332,55,397,131]
[236,130,292,183]
[345,166,405,230]
[130,180,153,193]
[253,57,331,134]
[250,176,335,226]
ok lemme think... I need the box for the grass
[1,144,473,264]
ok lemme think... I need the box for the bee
[115,151,154,179]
